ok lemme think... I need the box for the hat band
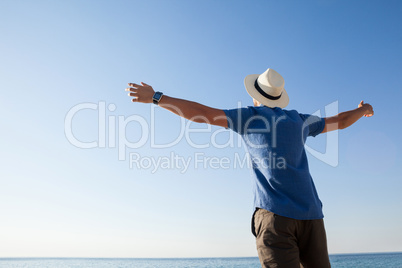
[254,79,282,100]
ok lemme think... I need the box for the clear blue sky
[1,0,401,258]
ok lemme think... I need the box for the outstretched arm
[322,101,374,133]
[125,82,228,128]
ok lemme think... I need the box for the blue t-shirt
[224,106,326,220]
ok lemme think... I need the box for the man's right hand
[358,101,374,117]
[124,82,228,128]
[126,82,155,103]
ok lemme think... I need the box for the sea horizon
[1,251,402,259]
[1,252,402,268]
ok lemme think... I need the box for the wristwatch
[152,91,164,105]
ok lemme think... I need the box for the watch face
[153,92,163,104]
[154,92,162,100]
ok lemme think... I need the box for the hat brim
[244,74,289,108]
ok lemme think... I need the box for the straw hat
[244,68,289,108]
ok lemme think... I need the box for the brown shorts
[252,208,331,268]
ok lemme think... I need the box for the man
[125,68,374,267]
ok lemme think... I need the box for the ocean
[0,253,401,267]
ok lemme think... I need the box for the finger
[128,83,142,88]
[141,82,150,86]
[360,100,364,105]
[125,87,138,92]
[128,92,138,97]
[131,97,139,102]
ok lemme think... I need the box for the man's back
[224,106,325,220]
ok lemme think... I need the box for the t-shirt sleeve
[223,108,252,135]
[299,113,326,137]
